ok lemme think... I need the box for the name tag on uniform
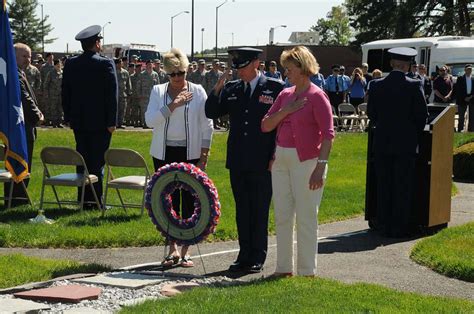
[227,96,238,100]
[259,95,274,105]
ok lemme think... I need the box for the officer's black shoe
[248,263,264,273]
[228,261,247,272]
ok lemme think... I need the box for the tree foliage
[310,5,352,46]
[345,0,473,46]
[8,0,56,52]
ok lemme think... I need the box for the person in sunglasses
[145,48,214,268]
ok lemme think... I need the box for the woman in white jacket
[145,48,213,268]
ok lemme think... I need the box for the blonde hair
[280,46,317,76]
[162,48,189,74]
[372,69,382,78]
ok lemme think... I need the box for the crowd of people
[26,46,472,133]
[9,21,473,277]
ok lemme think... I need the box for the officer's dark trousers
[327,91,344,109]
[73,129,112,205]
[374,154,417,237]
[229,170,272,265]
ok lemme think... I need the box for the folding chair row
[2,145,151,216]
[334,103,369,132]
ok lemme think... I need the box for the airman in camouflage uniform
[154,59,168,84]
[137,60,159,127]
[114,58,132,128]
[128,63,142,126]
[204,59,223,129]
[25,64,41,94]
[44,59,63,127]
[189,59,207,85]
[204,59,223,95]
[39,53,55,119]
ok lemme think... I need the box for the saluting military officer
[205,48,285,273]
[44,59,63,128]
[114,58,132,128]
[137,60,159,127]
[62,25,118,208]
[367,47,428,237]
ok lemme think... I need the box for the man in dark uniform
[367,47,428,237]
[406,62,422,80]
[62,25,118,208]
[324,64,344,109]
[205,48,284,272]
[5,43,44,206]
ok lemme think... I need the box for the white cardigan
[145,82,213,160]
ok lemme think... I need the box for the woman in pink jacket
[262,46,334,277]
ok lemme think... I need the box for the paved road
[2,183,473,301]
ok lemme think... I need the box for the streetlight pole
[215,0,234,58]
[171,10,189,49]
[102,21,111,47]
[191,0,195,61]
[41,4,44,53]
[201,28,205,56]
[269,24,287,45]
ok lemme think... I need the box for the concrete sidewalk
[2,182,473,301]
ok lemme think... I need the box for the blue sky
[33,0,344,54]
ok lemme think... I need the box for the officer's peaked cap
[388,47,417,62]
[228,47,262,69]
[75,25,103,41]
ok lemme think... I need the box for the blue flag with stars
[0,0,29,183]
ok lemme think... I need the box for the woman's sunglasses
[167,71,186,77]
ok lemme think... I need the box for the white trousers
[272,146,326,276]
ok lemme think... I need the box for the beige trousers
[272,146,326,276]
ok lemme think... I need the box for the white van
[361,36,474,77]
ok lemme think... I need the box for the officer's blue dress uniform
[62,25,118,205]
[205,48,284,271]
[367,47,427,237]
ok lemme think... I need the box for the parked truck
[361,36,474,78]
[102,43,161,65]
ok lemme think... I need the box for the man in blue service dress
[367,47,428,237]
[62,25,118,208]
[205,48,285,272]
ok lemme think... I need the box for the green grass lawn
[411,222,474,282]
[0,253,110,289]
[0,130,472,248]
[0,130,367,248]
[120,277,474,313]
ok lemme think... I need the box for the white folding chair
[39,147,101,212]
[338,103,360,131]
[104,148,151,216]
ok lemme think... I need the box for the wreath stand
[145,163,221,275]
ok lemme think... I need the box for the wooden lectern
[365,105,456,232]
